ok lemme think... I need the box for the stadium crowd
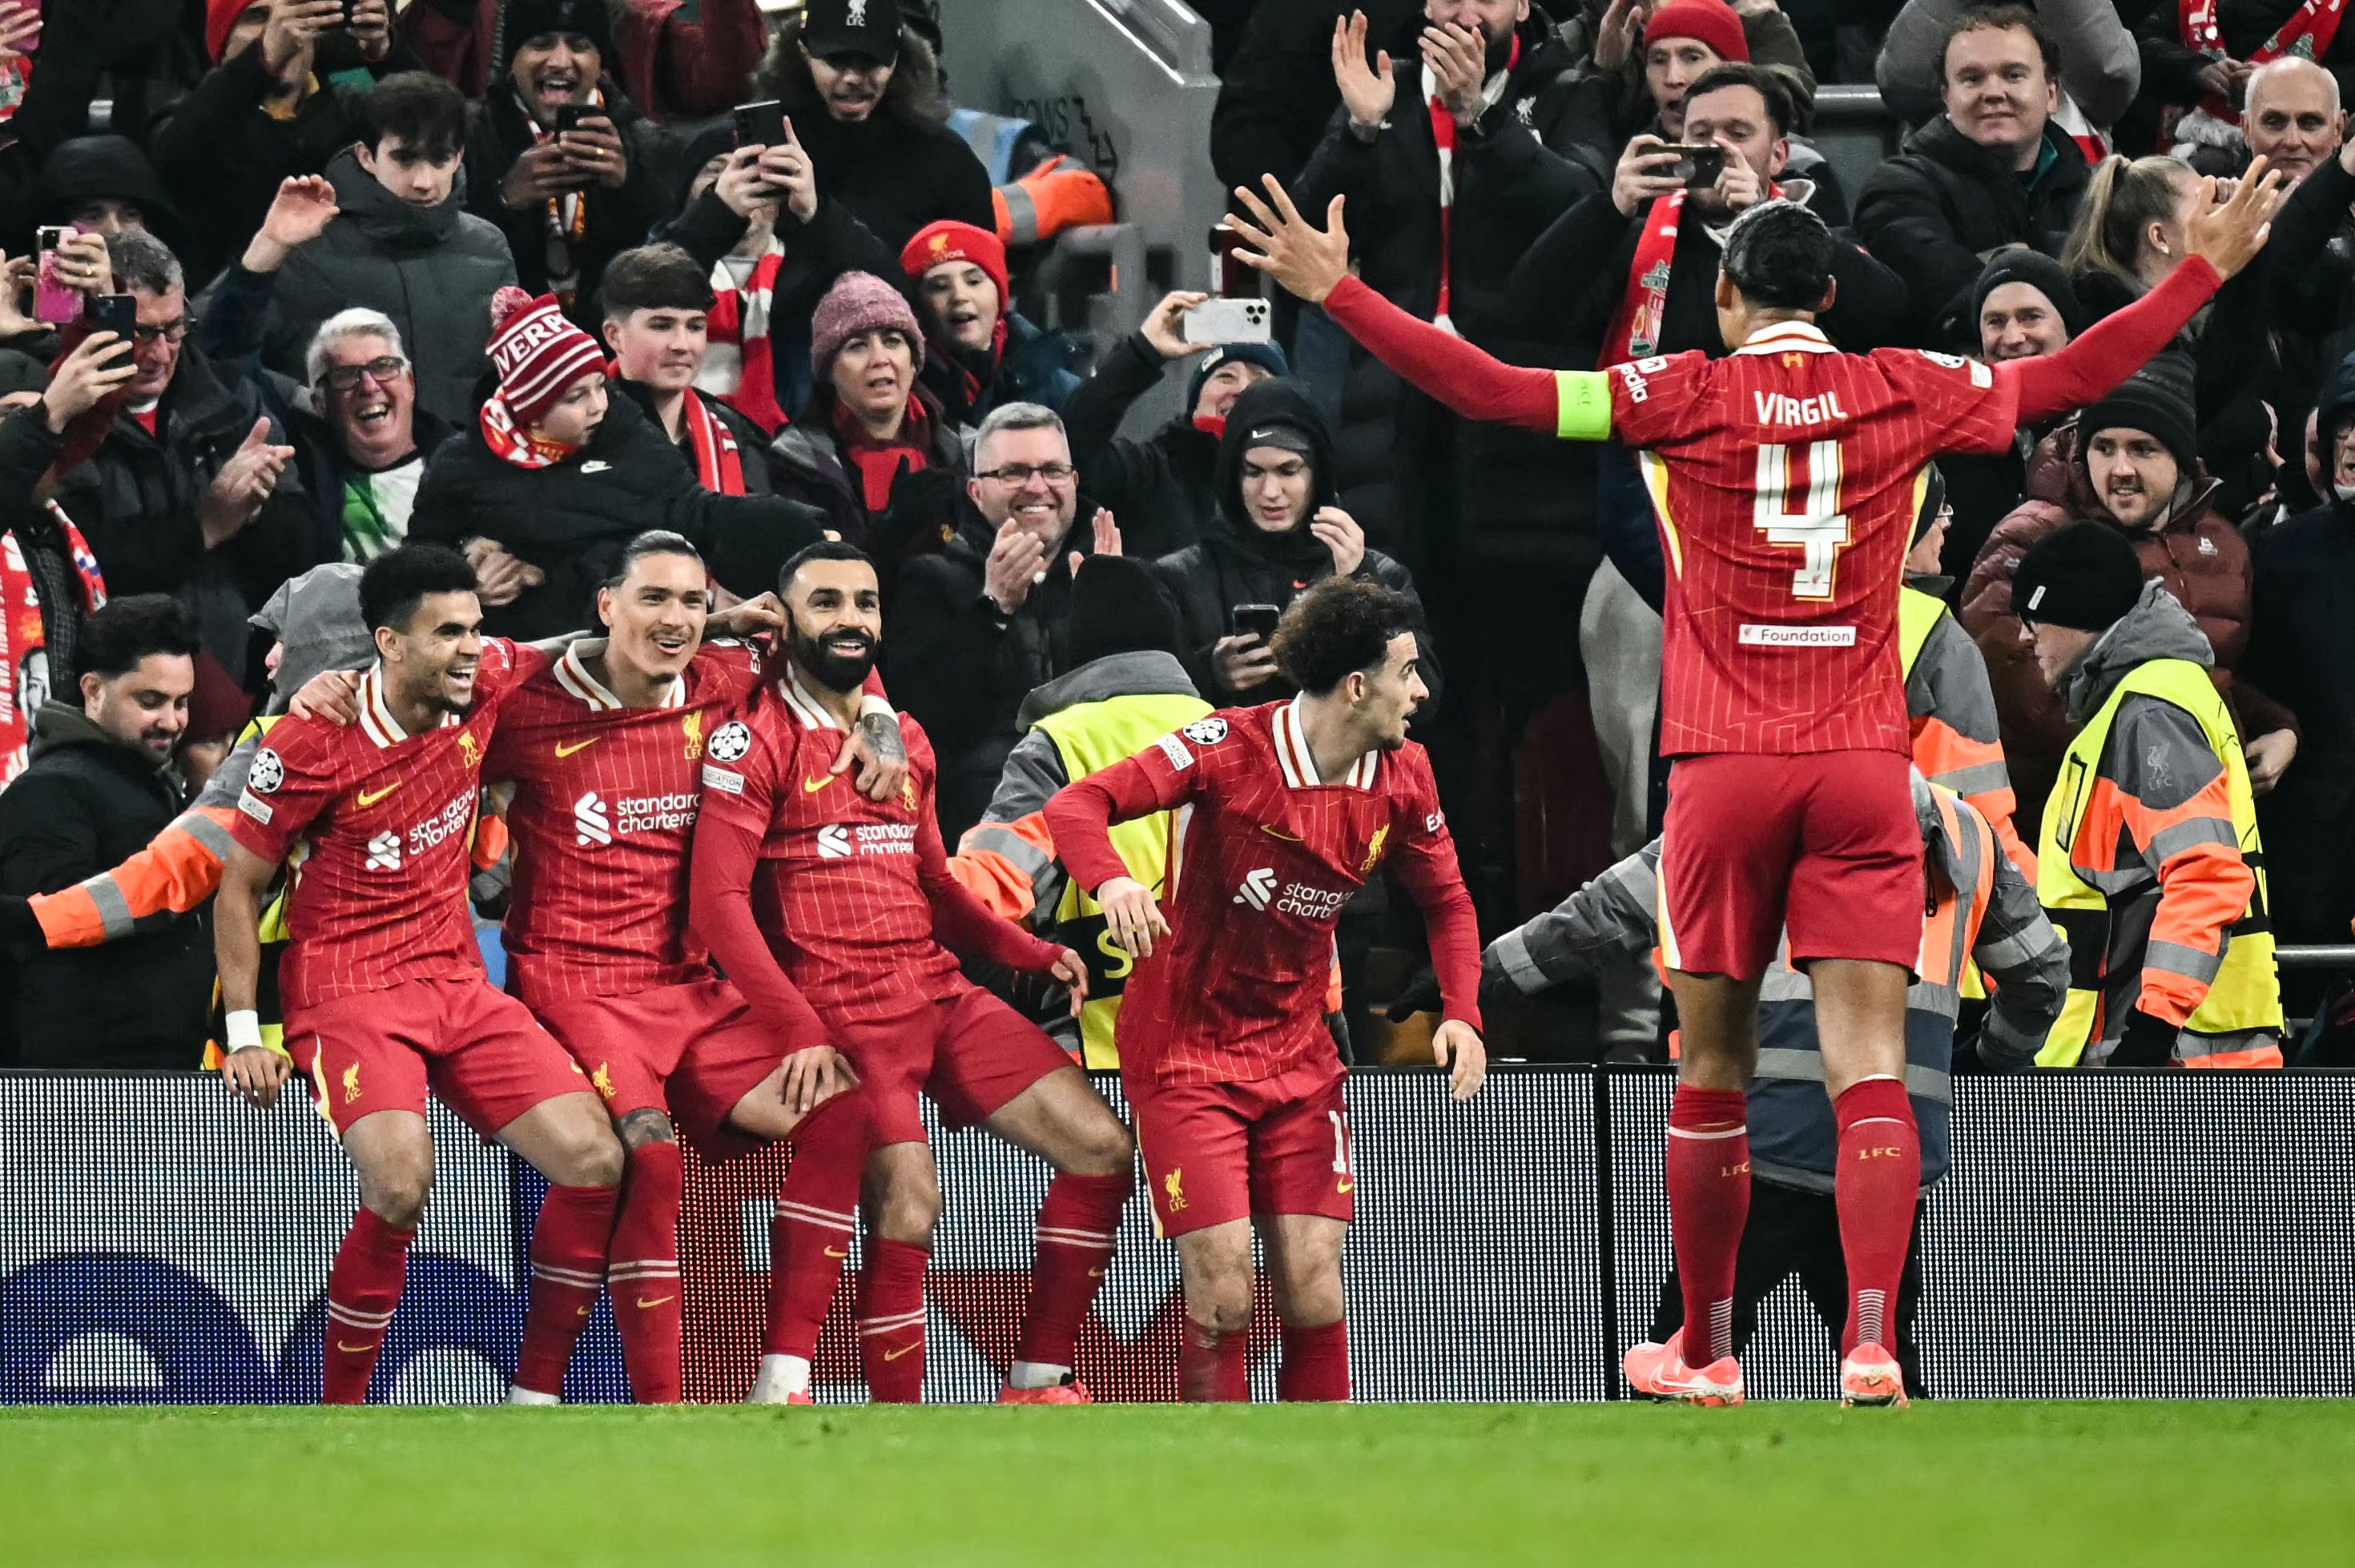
[0,0,2341,1401]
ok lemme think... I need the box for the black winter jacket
[1061,332,1225,561]
[1149,379,1442,709]
[0,703,211,1068]
[0,347,318,683]
[1209,0,1423,194]
[1853,117,2092,348]
[409,391,823,640]
[1291,7,1601,566]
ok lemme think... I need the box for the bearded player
[215,545,626,1405]
[1043,577,1486,1404]
[691,543,1137,1406]
[1225,164,2282,1405]
[482,530,905,1404]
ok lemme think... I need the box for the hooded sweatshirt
[1149,378,1439,707]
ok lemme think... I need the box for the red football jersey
[1608,323,2018,756]
[694,670,965,1026]
[487,641,765,1009]
[227,640,541,1011]
[1044,700,1482,1088]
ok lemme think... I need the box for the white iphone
[1182,296,1273,346]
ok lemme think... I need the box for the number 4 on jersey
[1753,440,1850,601]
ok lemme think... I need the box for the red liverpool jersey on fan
[227,640,541,1011]
[489,641,764,1008]
[1046,701,1482,1088]
[1608,325,2018,757]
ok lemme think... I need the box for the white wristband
[856,693,895,720]
[225,1010,264,1052]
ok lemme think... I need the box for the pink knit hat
[809,271,925,379]
[486,287,606,428]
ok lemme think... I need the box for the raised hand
[2187,155,2287,279]
[348,0,392,62]
[1594,0,1649,70]
[502,140,576,208]
[201,419,296,546]
[560,115,630,191]
[1332,10,1396,128]
[1310,505,1364,576]
[984,519,1051,614]
[0,3,44,65]
[1140,289,1213,360]
[1612,134,1685,216]
[262,0,344,79]
[1422,19,1488,126]
[1227,175,1351,305]
[40,332,137,432]
[711,146,773,218]
[770,117,819,223]
[244,175,340,271]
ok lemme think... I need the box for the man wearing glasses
[31,227,316,690]
[895,402,1121,838]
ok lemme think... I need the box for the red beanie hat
[486,287,606,429]
[1643,0,1749,65]
[207,0,260,62]
[899,220,1009,313]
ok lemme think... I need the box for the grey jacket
[1487,779,2066,1190]
[264,148,518,428]
[1875,0,2140,128]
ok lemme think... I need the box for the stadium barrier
[5,1067,2350,1404]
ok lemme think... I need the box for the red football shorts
[1126,1052,1353,1239]
[284,975,591,1140]
[833,981,1071,1148]
[1659,749,1923,981]
[532,978,788,1157]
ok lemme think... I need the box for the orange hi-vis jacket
[1901,582,2035,881]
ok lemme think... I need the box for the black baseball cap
[804,0,903,62]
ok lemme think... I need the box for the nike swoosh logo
[1088,1267,1106,1279]
[581,460,614,474]
[635,1295,675,1309]
[824,1244,849,1259]
[802,774,836,794]
[357,782,402,807]
[1336,1179,1355,1194]
[555,738,600,758]
[883,1341,920,1362]
[335,1341,374,1354]
[1260,824,1302,842]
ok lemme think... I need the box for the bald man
[2245,58,2344,185]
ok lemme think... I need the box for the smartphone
[1231,603,1281,641]
[554,103,589,134]
[732,99,788,149]
[1209,223,1261,298]
[1658,143,1727,188]
[1182,297,1273,347]
[34,225,81,326]
[86,292,137,340]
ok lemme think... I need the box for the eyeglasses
[320,356,409,392]
[976,463,1077,486]
[130,318,190,345]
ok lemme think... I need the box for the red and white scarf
[701,243,789,436]
[520,88,600,307]
[2181,0,2348,123]
[480,394,578,470]
[0,504,106,786]
[1424,34,1519,334]
[682,390,747,496]
[1599,182,1781,368]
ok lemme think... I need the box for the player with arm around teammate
[1222,162,2281,1406]
[1043,577,1486,1403]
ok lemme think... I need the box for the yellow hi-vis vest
[1032,691,1212,1067]
[2035,657,2281,1065]
[1897,584,1946,674]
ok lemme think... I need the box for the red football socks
[1178,1322,1249,1403]
[1666,1083,1749,1367]
[768,1094,871,1361]
[608,1141,684,1404]
[858,1236,929,1403]
[514,1183,619,1399]
[1278,1320,1349,1402]
[1012,1172,1128,1373]
[1834,1075,1920,1355]
[322,1207,413,1404]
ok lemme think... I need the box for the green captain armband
[1554,370,1612,441]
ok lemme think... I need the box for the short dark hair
[361,71,469,164]
[599,243,715,320]
[1941,4,2059,82]
[1682,63,1795,139]
[360,545,480,634]
[1721,199,1837,310]
[1271,577,1418,696]
[78,593,199,683]
[606,530,703,588]
[779,540,875,596]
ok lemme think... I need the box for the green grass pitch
[7,1402,2353,1566]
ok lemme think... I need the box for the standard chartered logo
[1234,867,1277,911]
[574,791,613,847]
[816,822,914,860]
[1234,866,1347,920]
[365,831,402,872]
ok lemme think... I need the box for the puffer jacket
[1961,436,2298,821]
[1060,331,1224,561]
[1149,379,1441,709]
[263,147,519,429]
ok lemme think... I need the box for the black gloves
[1385,964,1443,1023]
[870,458,964,561]
[2110,1007,2180,1067]
[0,893,40,945]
